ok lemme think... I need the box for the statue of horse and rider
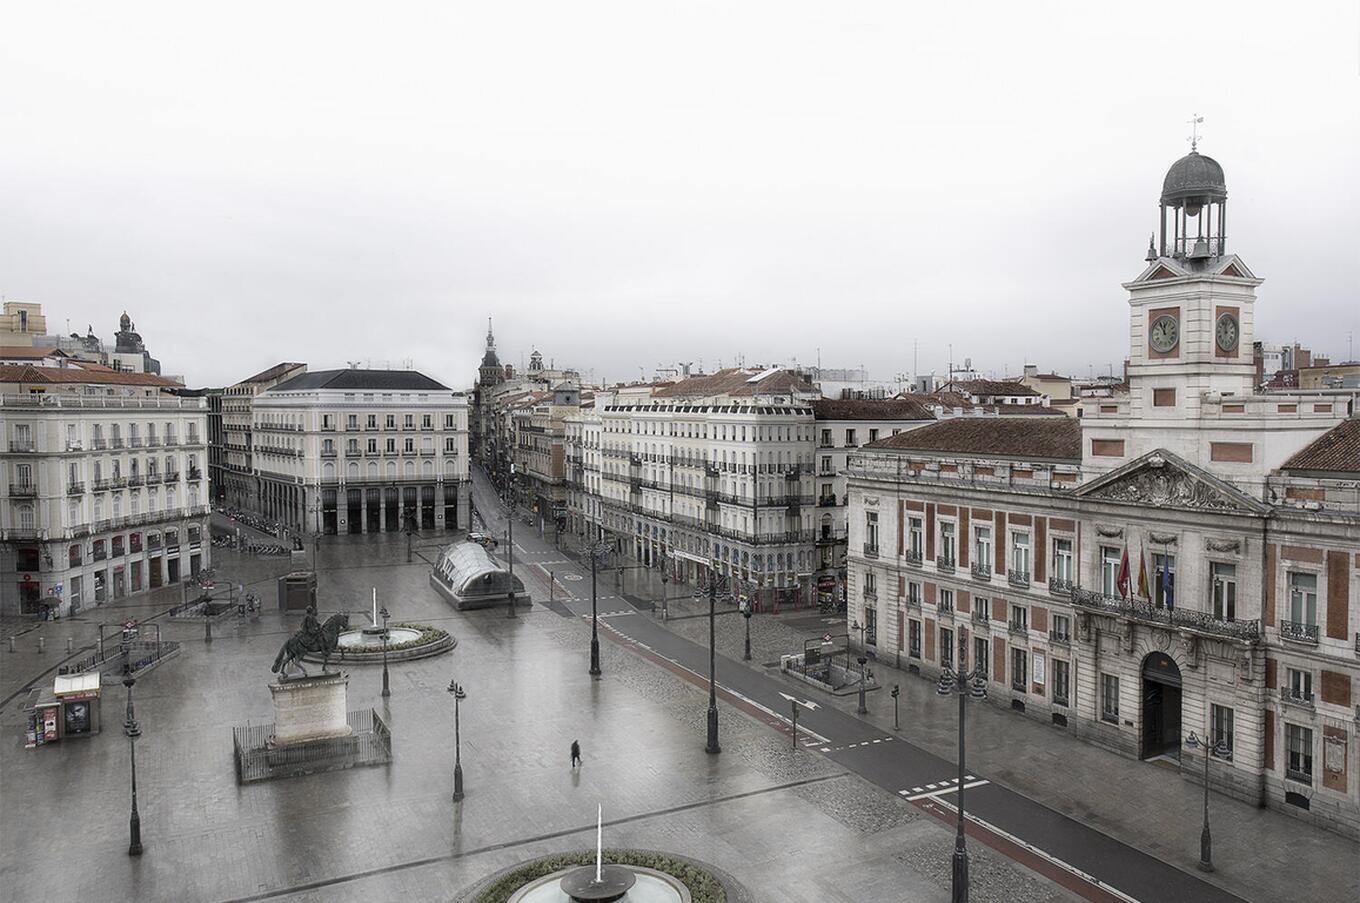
[272,604,350,678]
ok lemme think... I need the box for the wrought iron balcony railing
[905,550,923,567]
[1067,587,1261,642]
[1279,620,1319,645]
[863,543,879,559]
[1049,629,1071,646]
[1008,569,1031,589]
[936,554,955,574]
[1049,576,1074,596]
[970,562,992,581]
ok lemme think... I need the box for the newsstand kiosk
[24,672,103,748]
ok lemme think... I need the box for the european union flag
[1162,563,1174,611]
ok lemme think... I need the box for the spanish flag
[1136,543,1150,599]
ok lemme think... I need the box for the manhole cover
[563,574,583,581]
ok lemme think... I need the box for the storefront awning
[53,672,100,698]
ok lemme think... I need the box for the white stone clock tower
[1081,146,1344,489]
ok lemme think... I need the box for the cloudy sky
[2,2,1357,389]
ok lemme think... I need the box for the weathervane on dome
[1187,113,1204,152]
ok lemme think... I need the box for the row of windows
[602,420,811,442]
[315,412,458,431]
[10,421,201,447]
[9,455,200,488]
[323,437,457,454]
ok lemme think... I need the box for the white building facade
[1,366,211,616]
[251,369,470,537]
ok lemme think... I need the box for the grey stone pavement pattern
[558,534,1359,903]
[1,516,1077,902]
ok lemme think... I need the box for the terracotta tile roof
[0,346,68,360]
[1282,418,1360,472]
[813,398,935,421]
[946,379,1040,396]
[0,363,181,387]
[239,362,307,384]
[864,416,1082,461]
[653,368,815,398]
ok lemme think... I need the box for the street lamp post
[507,466,517,619]
[660,566,669,621]
[739,599,752,661]
[705,577,720,754]
[448,680,466,801]
[589,541,603,677]
[936,635,988,903]
[1184,731,1230,872]
[123,675,143,856]
[851,618,868,715]
[379,605,391,699]
[891,683,901,731]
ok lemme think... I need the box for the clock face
[1216,313,1239,352]
[1149,315,1179,353]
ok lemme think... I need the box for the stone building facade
[845,148,1359,837]
[1,364,210,616]
[251,368,469,537]
[222,362,307,511]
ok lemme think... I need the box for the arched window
[347,462,359,478]
[422,460,433,477]
[386,461,397,478]
[323,462,336,480]
[368,462,378,479]
[404,460,415,478]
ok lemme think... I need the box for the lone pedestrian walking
[570,739,582,769]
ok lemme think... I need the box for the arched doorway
[1141,651,1183,759]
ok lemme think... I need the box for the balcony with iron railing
[129,437,144,448]
[9,482,37,497]
[936,554,955,574]
[862,589,877,603]
[92,438,108,450]
[905,549,923,567]
[1285,767,1312,786]
[1281,688,1315,711]
[904,593,922,610]
[187,469,202,482]
[970,562,991,581]
[111,437,125,449]
[1279,620,1319,645]
[1049,628,1071,647]
[937,597,954,614]
[1067,587,1261,642]
[145,436,161,447]
[8,438,36,453]
[863,543,879,559]
[67,481,85,495]
[1008,618,1028,636]
[1048,576,1074,596]
[163,471,180,483]
[971,608,990,626]
[1008,568,1030,589]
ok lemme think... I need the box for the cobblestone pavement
[580,547,1359,903]
[0,530,1080,903]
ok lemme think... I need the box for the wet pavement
[1,492,1076,903]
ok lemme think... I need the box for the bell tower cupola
[1158,117,1228,263]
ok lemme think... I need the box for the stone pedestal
[268,673,352,747]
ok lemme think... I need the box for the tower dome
[1161,150,1227,207]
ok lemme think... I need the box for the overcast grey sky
[2,2,1357,389]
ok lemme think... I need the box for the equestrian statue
[272,605,349,678]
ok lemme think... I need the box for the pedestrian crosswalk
[821,737,896,753]
[899,775,989,801]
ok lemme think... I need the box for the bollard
[37,636,45,654]
[67,637,74,654]
[8,636,14,653]
[205,618,213,643]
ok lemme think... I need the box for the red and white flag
[1116,544,1131,599]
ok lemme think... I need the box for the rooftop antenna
[1187,113,1204,152]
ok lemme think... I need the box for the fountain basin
[302,622,455,664]
[510,867,688,903]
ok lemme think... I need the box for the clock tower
[1078,142,1317,486]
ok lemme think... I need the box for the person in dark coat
[570,739,582,769]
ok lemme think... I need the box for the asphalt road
[469,472,1242,903]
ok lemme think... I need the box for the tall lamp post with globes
[379,605,391,698]
[936,634,988,903]
[739,598,753,661]
[1184,730,1231,872]
[448,679,466,801]
[587,539,607,677]
[705,575,722,754]
[851,618,869,715]
[123,675,143,856]
[506,464,517,619]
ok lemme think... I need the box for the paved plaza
[0,481,1355,902]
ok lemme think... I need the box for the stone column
[360,492,369,533]
[379,493,387,532]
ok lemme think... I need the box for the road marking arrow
[779,692,819,710]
